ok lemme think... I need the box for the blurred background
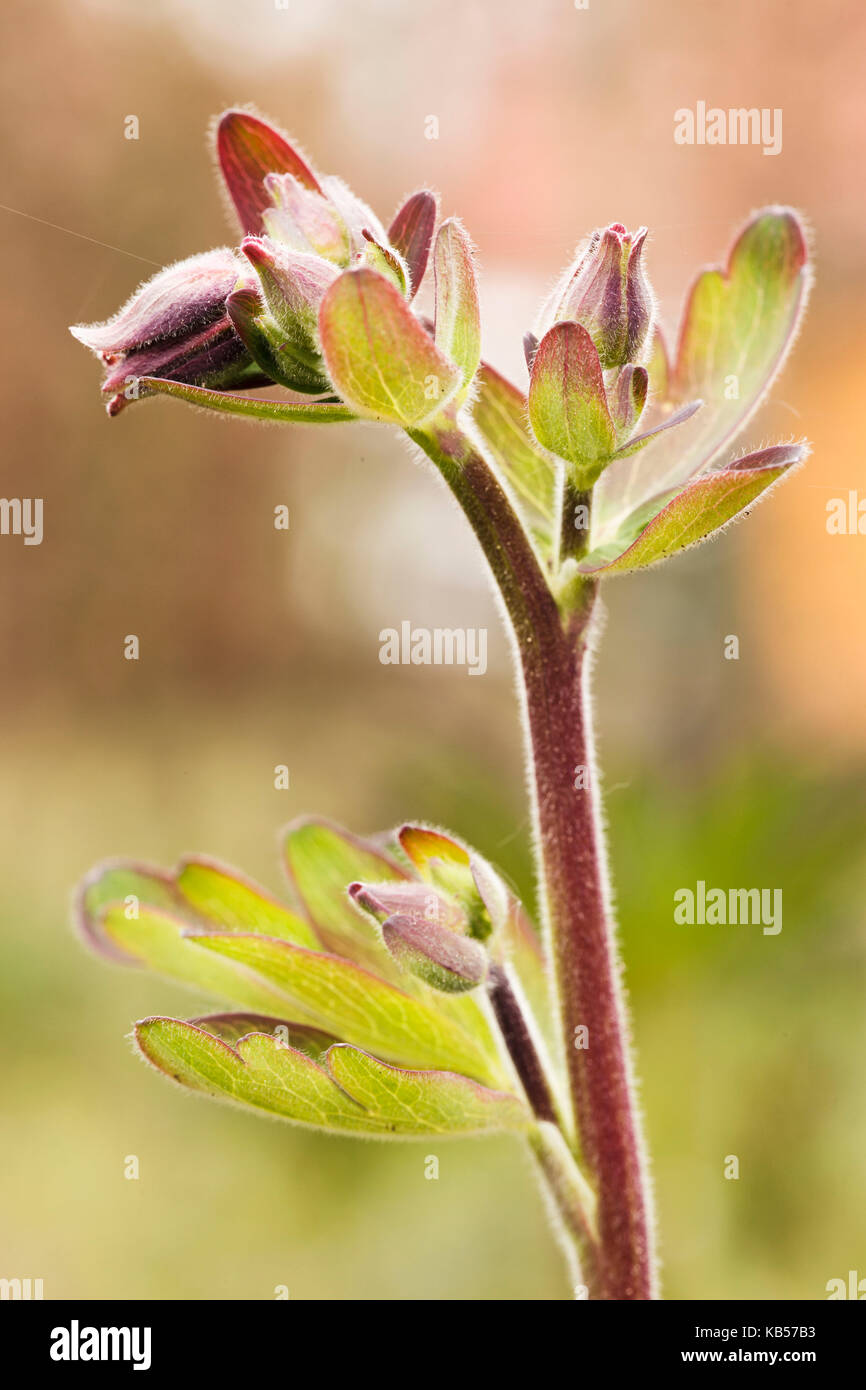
[1,0,864,1300]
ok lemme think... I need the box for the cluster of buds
[348,824,507,994]
[526,222,700,489]
[71,111,441,417]
[71,109,809,586]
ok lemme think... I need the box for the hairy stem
[528,1123,599,1294]
[487,961,558,1124]
[413,413,656,1300]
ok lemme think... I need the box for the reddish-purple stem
[412,416,655,1300]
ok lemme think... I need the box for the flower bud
[241,235,338,389]
[381,914,487,994]
[549,224,653,369]
[348,880,466,934]
[69,249,264,415]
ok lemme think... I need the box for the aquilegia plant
[71,110,810,1300]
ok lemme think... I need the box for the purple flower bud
[546,224,654,369]
[70,249,263,415]
[381,913,488,994]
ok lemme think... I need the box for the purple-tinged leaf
[136,1016,528,1135]
[528,321,616,480]
[216,110,322,235]
[135,377,355,422]
[188,1012,338,1057]
[75,859,186,964]
[135,1016,381,1133]
[579,443,807,576]
[325,1045,530,1135]
[595,208,810,541]
[387,190,437,299]
[613,398,703,458]
[318,267,461,425]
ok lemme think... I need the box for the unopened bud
[381,914,487,994]
[552,223,653,369]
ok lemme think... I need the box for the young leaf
[189,1012,337,1054]
[318,267,461,426]
[387,190,437,299]
[101,905,309,1017]
[433,218,481,393]
[216,110,322,235]
[137,378,356,423]
[189,930,502,1082]
[76,860,186,964]
[579,444,805,576]
[282,818,407,972]
[528,322,616,482]
[325,1046,530,1135]
[470,364,556,546]
[136,1018,528,1137]
[135,1017,381,1134]
[594,208,809,539]
[174,857,320,950]
[613,399,702,458]
[360,231,408,294]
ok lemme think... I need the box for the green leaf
[433,218,481,393]
[326,1045,530,1135]
[189,930,503,1082]
[189,1012,337,1054]
[471,364,556,545]
[139,377,356,422]
[135,1017,379,1134]
[174,857,320,950]
[282,817,406,973]
[101,905,309,1017]
[579,444,805,576]
[318,267,461,425]
[528,321,616,483]
[359,231,408,294]
[76,860,187,963]
[594,208,810,540]
[136,1018,529,1137]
